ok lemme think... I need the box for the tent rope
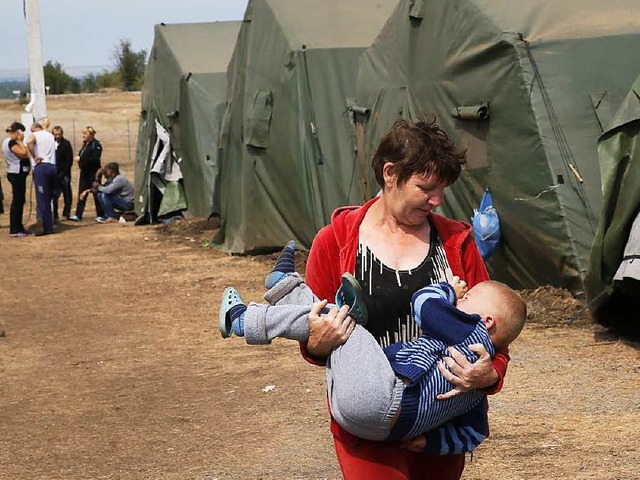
[301,46,325,167]
[513,184,562,202]
[520,33,597,233]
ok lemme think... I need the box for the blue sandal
[335,273,368,326]
[219,287,245,338]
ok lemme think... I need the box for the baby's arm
[410,282,460,337]
[422,401,489,455]
[402,401,489,455]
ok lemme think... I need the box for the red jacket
[301,197,509,442]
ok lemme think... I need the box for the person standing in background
[2,122,32,237]
[0,149,4,222]
[69,126,103,221]
[27,122,57,236]
[52,125,74,221]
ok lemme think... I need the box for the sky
[1,0,249,79]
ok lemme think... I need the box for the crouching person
[94,162,134,223]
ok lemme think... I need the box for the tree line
[44,39,146,94]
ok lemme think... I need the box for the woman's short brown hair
[371,114,466,188]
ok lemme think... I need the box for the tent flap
[585,74,640,333]
[245,90,273,149]
[158,181,188,216]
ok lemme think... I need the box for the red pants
[333,431,465,480]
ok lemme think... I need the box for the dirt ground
[0,94,639,480]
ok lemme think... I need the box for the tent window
[455,120,489,170]
[246,90,273,149]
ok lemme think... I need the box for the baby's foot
[335,273,368,326]
[219,287,247,338]
[265,240,296,289]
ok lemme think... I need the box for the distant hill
[0,64,110,99]
[0,80,29,100]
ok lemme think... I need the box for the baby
[219,241,526,454]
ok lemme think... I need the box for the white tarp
[150,120,183,192]
[147,120,187,220]
[614,210,640,282]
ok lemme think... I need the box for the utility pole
[23,0,48,128]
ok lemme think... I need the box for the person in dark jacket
[69,126,104,221]
[51,125,74,221]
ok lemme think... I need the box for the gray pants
[244,273,404,441]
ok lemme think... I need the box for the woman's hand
[437,344,498,400]
[306,300,355,358]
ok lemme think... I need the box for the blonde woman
[69,126,103,221]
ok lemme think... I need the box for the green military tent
[353,0,640,293]
[585,74,640,334]
[214,0,398,252]
[135,21,241,222]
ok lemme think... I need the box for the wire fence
[0,94,142,224]
[62,117,140,178]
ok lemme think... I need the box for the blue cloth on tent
[472,188,501,260]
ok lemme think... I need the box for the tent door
[148,120,188,222]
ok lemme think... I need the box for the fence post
[127,117,132,164]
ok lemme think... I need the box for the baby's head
[456,280,527,350]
